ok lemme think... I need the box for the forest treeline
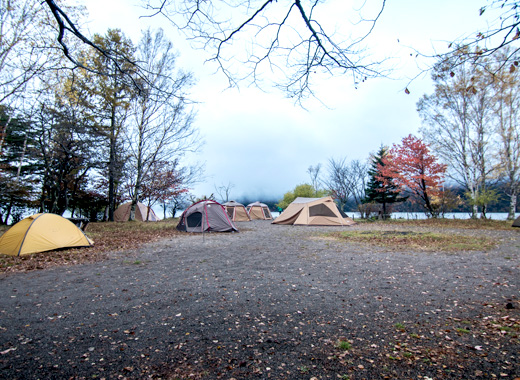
[0,2,201,225]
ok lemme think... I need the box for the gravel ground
[0,220,519,379]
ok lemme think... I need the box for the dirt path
[1,221,519,379]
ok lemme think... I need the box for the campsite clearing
[0,219,519,379]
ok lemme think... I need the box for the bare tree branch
[142,0,388,101]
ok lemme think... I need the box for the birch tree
[492,50,520,219]
[418,52,496,218]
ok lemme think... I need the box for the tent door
[187,212,203,228]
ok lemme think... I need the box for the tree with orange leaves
[379,135,447,217]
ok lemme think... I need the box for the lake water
[345,212,519,221]
[173,210,518,221]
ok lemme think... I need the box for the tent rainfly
[223,201,251,222]
[513,215,520,228]
[177,200,238,233]
[246,201,273,220]
[114,201,159,222]
[0,213,94,256]
[272,196,356,226]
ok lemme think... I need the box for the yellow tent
[0,213,94,256]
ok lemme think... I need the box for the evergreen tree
[364,146,407,219]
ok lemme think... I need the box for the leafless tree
[325,157,369,216]
[349,159,370,216]
[442,0,520,73]
[307,164,322,194]
[325,157,354,212]
[126,28,200,221]
[40,0,388,102]
[214,181,235,203]
[144,0,388,100]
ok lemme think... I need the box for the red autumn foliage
[140,160,189,205]
[378,134,447,216]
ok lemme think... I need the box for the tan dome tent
[223,201,251,222]
[246,201,273,220]
[114,201,159,222]
[513,215,520,227]
[0,213,94,256]
[272,196,356,226]
[177,200,238,233]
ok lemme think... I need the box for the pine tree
[364,146,407,219]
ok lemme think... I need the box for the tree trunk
[471,203,478,218]
[480,204,488,219]
[0,114,13,156]
[129,198,137,221]
[468,186,478,219]
[508,190,517,220]
[4,196,13,225]
[108,104,117,222]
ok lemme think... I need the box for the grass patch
[394,322,406,331]
[335,339,352,351]
[326,230,496,252]
[364,218,516,231]
[0,219,181,274]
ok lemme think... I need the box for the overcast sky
[80,0,496,202]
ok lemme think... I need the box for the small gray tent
[177,200,238,233]
[513,215,520,228]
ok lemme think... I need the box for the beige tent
[247,201,273,220]
[223,201,251,221]
[272,196,356,226]
[0,213,93,256]
[114,202,159,222]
